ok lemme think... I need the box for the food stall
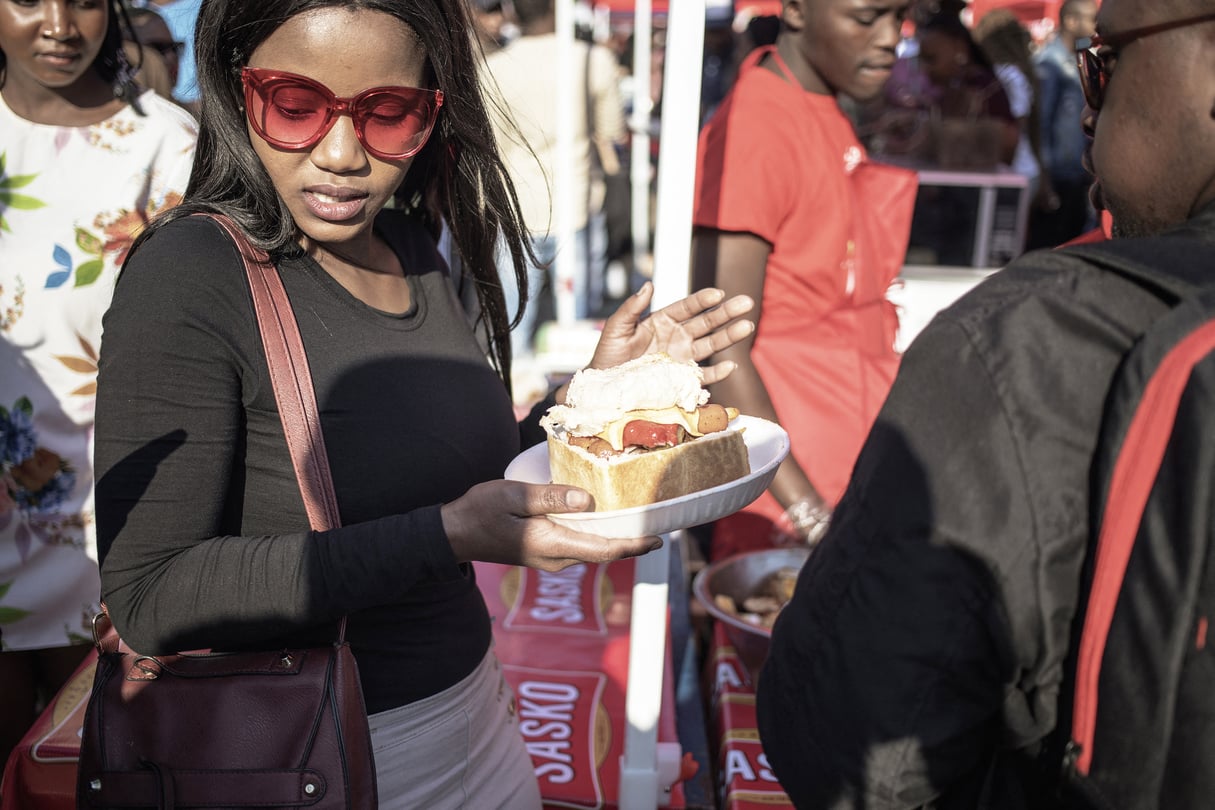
[520,2,1012,807]
[519,2,730,807]
[2,5,720,808]
[525,1,1080,806]
[2,3,1031,810]
[516,2,819,807]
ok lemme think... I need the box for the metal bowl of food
[692,546,811,684]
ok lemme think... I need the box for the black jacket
[757,207,1215,809]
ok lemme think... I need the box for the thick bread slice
[547,429,750,511]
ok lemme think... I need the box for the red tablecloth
[2,559,687,810]
[1,650,93,810]
[703,621,792,810]
[477,558,687,809]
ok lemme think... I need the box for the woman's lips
[302,188,368,222]
[37,51,83,68]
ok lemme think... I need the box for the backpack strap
[1069,308,1215,776]
[1025,229,1215,803]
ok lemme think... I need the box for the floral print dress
[0,90,196,651]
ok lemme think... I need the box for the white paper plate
[504,415,790,538]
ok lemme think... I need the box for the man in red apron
[692,0,917,556]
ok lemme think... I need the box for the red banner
[704,621,792,810]
[4,560,686,810]
[479,559,687,809]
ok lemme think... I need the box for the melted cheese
[596,407,703,451]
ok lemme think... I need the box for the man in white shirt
[484,0,627,358]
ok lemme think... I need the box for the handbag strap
[201,214,342,531]
[200,213,347,640]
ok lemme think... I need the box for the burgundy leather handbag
[76,214,378,809]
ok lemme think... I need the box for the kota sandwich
[540,353,750,511]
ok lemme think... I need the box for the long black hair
[918,11,997,75]
[0,0,144,112]
[130,0,535,385]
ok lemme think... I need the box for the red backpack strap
[1071,317,1215,775]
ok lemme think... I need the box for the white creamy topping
[541,353,708,437]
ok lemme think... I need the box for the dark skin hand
[690,228,828,523]
[567,280,756,394]
[441,281,756,572]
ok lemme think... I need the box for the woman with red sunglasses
[90,0,754,806]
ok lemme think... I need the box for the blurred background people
[900,9,1020,265]
[0,0,196,765]
[975,9,1044,199]
[133,0,201,114]
[700,7,737,126]
[692,0,918,558]
[735,7,781,57]
[123,5,180,104]
[485,0,627,359]
[1029,0,1098,249]
[128,6,181,89]
[915,10,1017,169]
[471,0,510,55]
[852,2,939,161]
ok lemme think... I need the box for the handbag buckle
[130,656,165,681]
[91,611,109,651]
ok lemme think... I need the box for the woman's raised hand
[453,283,755,569]
[440,480,662,571]
[588,282,754,386]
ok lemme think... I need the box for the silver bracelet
[785,498,832,546]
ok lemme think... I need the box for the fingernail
[649,538,664,551]
[565,490,590,510]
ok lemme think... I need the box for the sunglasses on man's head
[240,67,444,161]
[1075,11,1215,110]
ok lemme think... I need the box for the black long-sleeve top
[94,211,541,713]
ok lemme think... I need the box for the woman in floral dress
[0,0,196,762]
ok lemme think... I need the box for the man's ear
[782,0,806,32]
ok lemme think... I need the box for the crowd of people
[860,0,1099,253]
[3,0,1212,807]
[484,0,627,359]
[476,0,1100,367]
[2,0,753,805]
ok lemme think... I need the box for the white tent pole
[629,0,652,285]
[620,6,705,808]
[649,0,704,309]
[619,538,681,810]
[554,0,577,326]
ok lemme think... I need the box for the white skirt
[368,647,542,809]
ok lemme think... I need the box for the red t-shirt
[694,48,918,555]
